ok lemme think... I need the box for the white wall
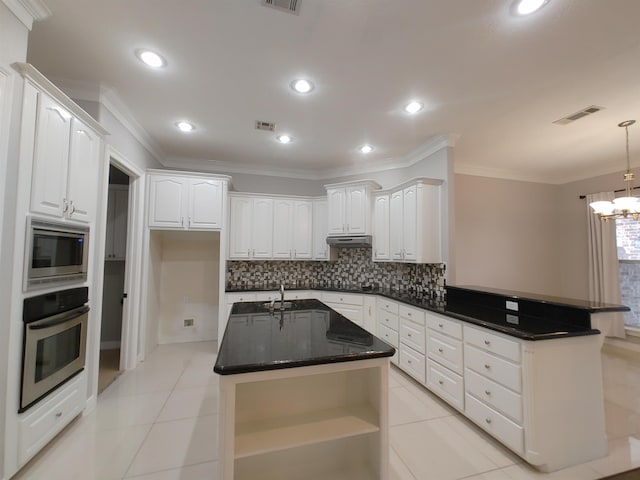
[454,174,563,296]
[0,4,30,478]
[152,231,220,345]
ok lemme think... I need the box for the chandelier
[590,120,639,220]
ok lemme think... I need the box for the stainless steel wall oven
[20,287,89,412]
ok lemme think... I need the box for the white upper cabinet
[66,118,101,223]
[147,171,229,230]
[312,199,329,260]
[373,178,443,264]
[273,199,294,259]
[25,79,106,224]
[228,195,273,260]
[229,194,317,261]
[292,200,313,259]
[325,180,381,236]
[373,193,390,261]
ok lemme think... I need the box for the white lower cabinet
[376,299,399,365]
[18,372,86,466]
[322,292,364,326]
[425,312,464,409]
[398,305,426,384]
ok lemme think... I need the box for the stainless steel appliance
[26,218,89,289]
[20,287,89,412]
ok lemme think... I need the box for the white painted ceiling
[25,0,640,184]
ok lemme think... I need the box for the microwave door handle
[28,306,90,330]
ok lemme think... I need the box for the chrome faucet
[280,284,285,308]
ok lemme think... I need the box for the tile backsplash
[226,247,446,297]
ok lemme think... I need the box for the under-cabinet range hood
[326,235,372,248]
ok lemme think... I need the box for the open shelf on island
[234,404,379,458]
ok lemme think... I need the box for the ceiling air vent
[553,105,604,125]
[262,0,300,15]
[255,120,276,132]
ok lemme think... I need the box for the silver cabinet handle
[188,217,192,227]
[484,340,491,346]
[484,364,491,369]
[247,249,250,257]
[55,411,62,418]
[485,418,492,424]
[438,348,443,353]
[438,380,444,385]
[63,198,68,213]
[408,333,412,338]
[485,390,491,396]
[69,201,75,215]
[407,312,412,317]
[438,323,444,328]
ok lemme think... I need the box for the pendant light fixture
[590,120,639,220]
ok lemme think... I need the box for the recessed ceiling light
[176,121,195,132]
[404,101,424,114]
[515,0,548,15]
[360,145,373,154]
[135,49,166,68]
[291,79,314,94]
[276,134,292,144]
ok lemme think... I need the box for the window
[616,218,640,328]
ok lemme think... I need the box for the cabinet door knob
[408,359,412,364]
[485,390,491,396]
[55,412,62,418]
[408,333,412,338]
[438,348,443,353]
[438,380,444,385]
[438,323,444,328]
[484,340,491,345]
[484,364,491,369]
[407,312,412,317]
[485,418,492,424]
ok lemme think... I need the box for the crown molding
[99,87,167,163]
[51,76,167,164]
[165,134,456,181]
[162,157,322,180]
[2,0,50,29]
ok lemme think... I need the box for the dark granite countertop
[448,285,630,313]
[225,284,623,340]
[214,299,395,375]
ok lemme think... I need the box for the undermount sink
[262,301,293,310]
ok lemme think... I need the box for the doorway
[98,164,130,393]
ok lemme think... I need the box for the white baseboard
[604,337,640,354]
[100,340,121,350]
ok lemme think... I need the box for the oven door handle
[28,306,90,330]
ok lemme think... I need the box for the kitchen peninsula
[214,299,395,480]
[223,283,630,472]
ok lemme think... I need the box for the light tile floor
[13,342,640,479]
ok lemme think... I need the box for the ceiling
[25,0,640,184]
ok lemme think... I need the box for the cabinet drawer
[322,292,363,306]
[378,298,399,315]
[399,345,426,384]
[400,318,425,354]
[226,292,257,304]
[286,290,313,300]
[399,304,425,325]
[377,309,399,331]
[464,344,521,393]
[427,359,464,411]
[465,393,524,454]
[378,323,399,348]
[464,325,520,363]
[19,373,85,465]
[465,368,523,423]
[255,291,280,301]
[427,330,463,375]
[426,312,462,340]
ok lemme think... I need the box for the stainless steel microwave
[25,218,89,289]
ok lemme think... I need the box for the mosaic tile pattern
[227,247,446,297]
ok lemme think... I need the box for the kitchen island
[214,299,395,480]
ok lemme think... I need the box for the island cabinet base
[218,358,390,480]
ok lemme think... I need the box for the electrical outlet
[183,318,194,327]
